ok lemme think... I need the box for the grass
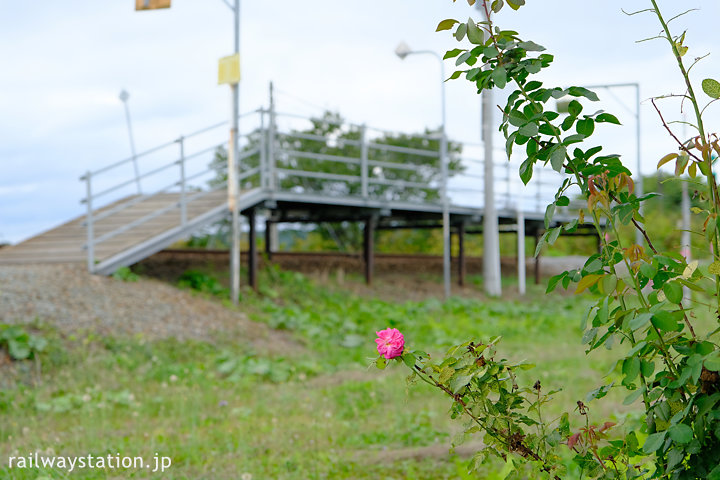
[0,266,637,479]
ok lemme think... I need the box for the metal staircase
[0,106,578,274]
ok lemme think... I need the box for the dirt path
[0,264,298,354]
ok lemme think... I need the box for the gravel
[0,264,296,353]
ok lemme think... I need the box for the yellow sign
[135,0,171,11]
[218,54,241,85]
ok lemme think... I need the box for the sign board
[135,0,171,11]
[218,54,241,85]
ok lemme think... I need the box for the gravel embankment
[0,264,295,352]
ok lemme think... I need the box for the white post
[517,208,526,295]
[480,6,501,297]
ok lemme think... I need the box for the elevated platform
[2,107,597,293]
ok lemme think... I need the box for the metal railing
[81,105,575,271]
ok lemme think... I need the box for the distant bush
[112,266,139,282]
[178,270,227,296]
[0,324,47,361]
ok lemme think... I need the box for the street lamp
[118,89,142,193]
[395,41,451,299]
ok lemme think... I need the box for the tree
[207,111,464,251]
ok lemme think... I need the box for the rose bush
[376,1,720,478]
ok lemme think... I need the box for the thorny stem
[410,363,561,480]
[650,0,720,311]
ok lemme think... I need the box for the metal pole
[268,82,276,191]
[229,0,241,305]
[85,172,95,273]
[479,6,501,296]
[119,91,142,193]
[434,56,451,299]
[178,136,187,226]
[517,208,526,295]
[259,109,267,189]
[361,124,369,198]
[393,45,450,298]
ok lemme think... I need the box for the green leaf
[622,357,640,385]
[623,387,645,405]
[596,113,621,125]
[7,339,31,360]
[401,353,417,368]
[466,18,485,44]
[704,353,720,372]
[651,311,680,332]
[456,51,472,66]
[702,78,720,99]
[506,0,525,10]
[491,66,507,89]
[544,203,555,229]
[443,48,464,60]
[518,40,544,52]
[567,100,583,117]
[375,356,387,370]
[575,274,602,294]
[436,19,459,32]
[709,261,720,275]
[663,281,683,304]
[449,372,474,394]
[643,432,667,454]
[568,86,600,101]
[519,158,534,185]
[639,262,657,280]
[454,23,467,41]
[519,122,539,137]
[576,118,595,136]
[668,423,693,444]
[550,145,566,172]
[629,313,652,331]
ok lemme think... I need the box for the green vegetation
[0,268,623,479]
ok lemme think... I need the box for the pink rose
[375,328,404,359]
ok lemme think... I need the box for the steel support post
[517,209,526,296]
[360,124,368,198]
[364,216,376,285]
[265,219,274,261]
[248,208,258,291]
[457,222,466,287]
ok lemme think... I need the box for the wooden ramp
[0,190,229,274]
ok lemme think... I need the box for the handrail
[277,148,361,166]
[367,142,440,158]
[82,106,572,273]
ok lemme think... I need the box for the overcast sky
[2,0,719,244]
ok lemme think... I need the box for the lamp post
[118,89,142,193]
[395,41,451,299]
